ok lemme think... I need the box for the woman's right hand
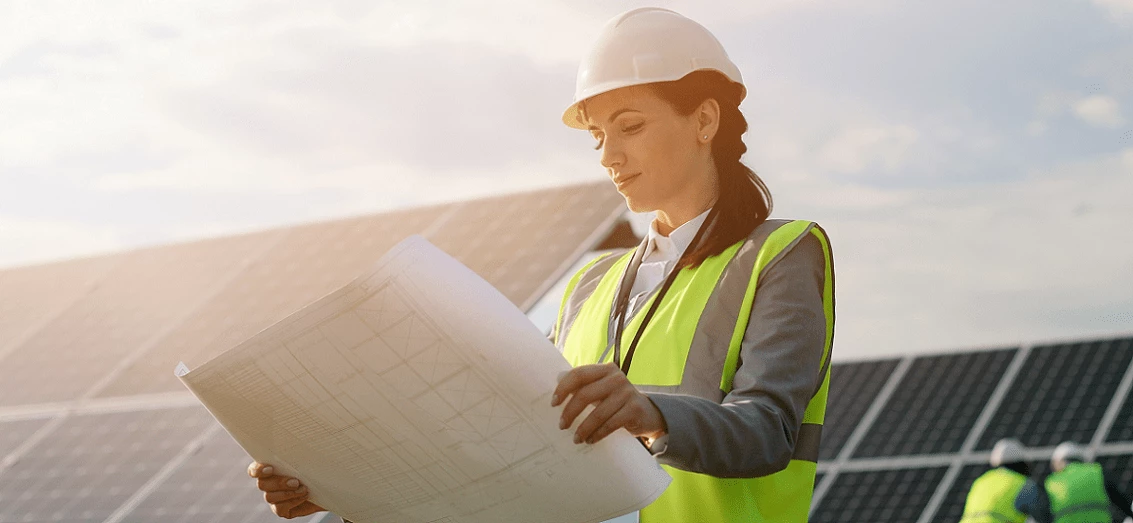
[248,461,326,519]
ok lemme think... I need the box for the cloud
[159,39,581,173]
[1072,95,1125,127]
[1092,0,1133,24]
[813,147,1133,359]
[816,124,919,175]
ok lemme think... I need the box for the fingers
[552,363,619,407]
[559,372,624,431]
[265,485,309,504]
[585,404,636,444]
[248,461,275,478]
[258,475,303,492]
[572,385,632,443]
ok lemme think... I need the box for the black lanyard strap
[611,205,719,375]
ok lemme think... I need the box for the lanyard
[609,206,719,376]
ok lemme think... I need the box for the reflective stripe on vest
[1045,462,1111,523]
[554,219,835,523]
[959,468,1028,523]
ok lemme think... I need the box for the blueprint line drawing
[177,235,671,523]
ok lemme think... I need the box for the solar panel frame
[97,206,447,398]
[0,232,281,406]
[852,349,1016,458]
[810,466,948,523]
[0,407,214,523]
[976,337,1133,450]
[819,358,901,461]
[117,426,323,523]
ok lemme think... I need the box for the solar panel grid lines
[102,423,223,523]
[1094,337,1133,444]
[79,229,292,404]
[852,348,1017,459]
[0,406,215,523]
[515,199,626,313]
[1090,340,1133,453]
[914,344,1033,523]
[0,392,199,424]
[0,232,285,407]
[976,336,1133,450]
[809,356,916,513]
[95,205,449,398]
[818,358,902,461]
[810,466,949,523]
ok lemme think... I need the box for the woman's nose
[599,142,624,170]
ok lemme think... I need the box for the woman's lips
[614,173,640,189]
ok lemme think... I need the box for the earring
[703,135,709,140]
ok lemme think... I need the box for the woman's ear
[697,98,721,142]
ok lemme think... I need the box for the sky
[1,0,1132,360]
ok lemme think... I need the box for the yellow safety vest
[1046,462,1111,523]
[959,467,1028,523]
[552,219,835,523]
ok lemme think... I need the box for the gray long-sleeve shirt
[641,232,828,478]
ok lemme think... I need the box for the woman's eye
[623,123,643,133]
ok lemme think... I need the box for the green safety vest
[552,219,835,523]
[959,467,1028,523]
[1046,462,1111,523]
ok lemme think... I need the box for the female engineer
[250,8,835,523]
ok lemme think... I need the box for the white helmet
[1051,442,1087,472]
[990,438,1025,467]
[562,7,745,129]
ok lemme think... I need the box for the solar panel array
[814,335,1133,522]
[1,181,1131,522]
[0,182,625,523]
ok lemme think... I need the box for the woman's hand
[552,362,668,444]
[248,461,325,519]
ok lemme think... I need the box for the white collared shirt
[625,209,711,317]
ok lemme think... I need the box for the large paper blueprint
[176,235,671,523]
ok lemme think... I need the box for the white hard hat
[990,438,1025,467]
[1051,442,1087,472]
[562,7,746,129]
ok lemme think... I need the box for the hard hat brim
[561,74,747,130]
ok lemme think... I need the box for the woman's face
[583,85,706,214]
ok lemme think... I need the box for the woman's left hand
[552,362,668,445]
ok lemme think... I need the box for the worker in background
[250,7,835,522]
[959,438,1032,523]
[1015,442,1133,523]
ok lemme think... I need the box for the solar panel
[118,426,321,523]
[977,337,1133,450]
[1097,453,1133,522]
[810,466,948,523]
[1100,339,1133,442]
[0,232,281,406]
[0,254,120,357]
[0,407,213,523]
[853,349,1016,458]
[97,206,446,398]
[819,358,900,461]
[0,417,51,458]
[425,183,623,310]
[935,464,991,522]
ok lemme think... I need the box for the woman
[251,7,834,523]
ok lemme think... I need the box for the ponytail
[648,71,773,269]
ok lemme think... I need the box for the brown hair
[648,70,773,269]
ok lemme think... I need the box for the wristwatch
[641,434,669,456]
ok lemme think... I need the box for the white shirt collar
[642,208,711,263]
